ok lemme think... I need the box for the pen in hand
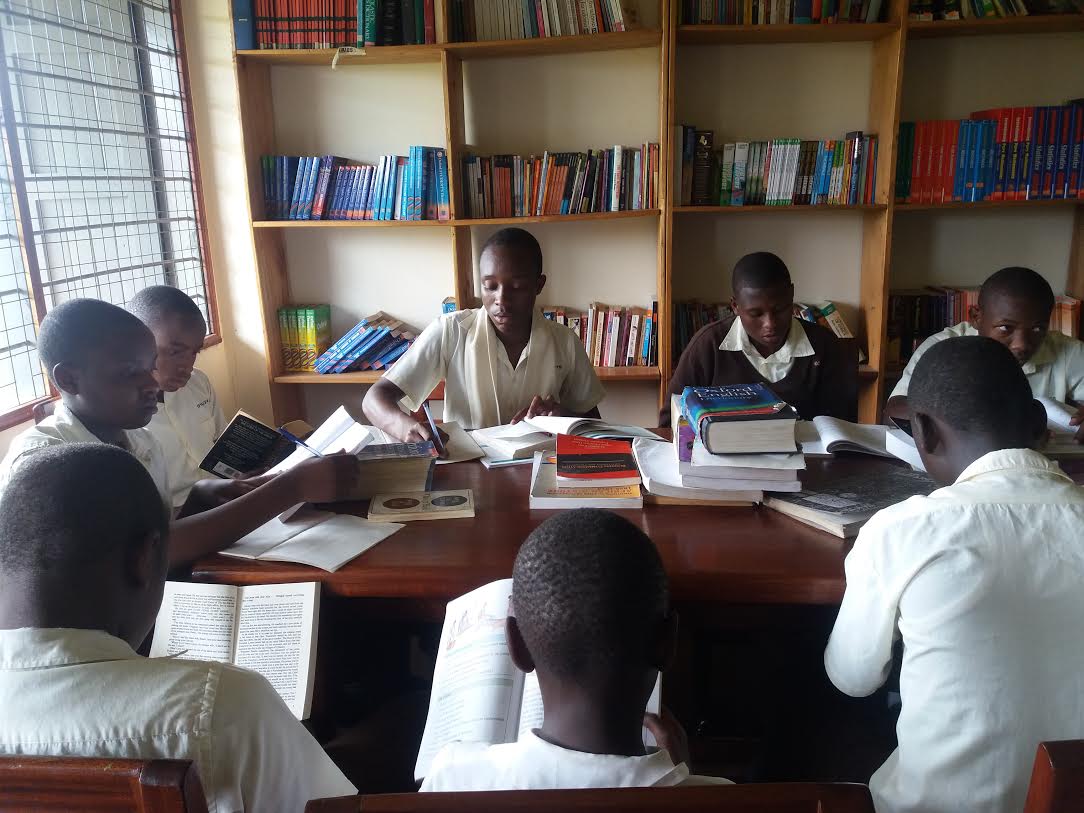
[422,401,447,457]
[279,427,325,458]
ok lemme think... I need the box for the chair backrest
[0,755,208,813]
[31,397,57,424]
[306,783,875,813]
[1023,741,1084,813]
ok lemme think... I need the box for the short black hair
[0,443,168,577]
[513,509,668,686]
[978,267,1055,315]
[731,251,792,294]
[910,336,1034,441]
[481,227,543,276]
[128,285,206,331]
[38,298,152,378]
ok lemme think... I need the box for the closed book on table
[556,434,641,488]
[530,452,642,509]
[680,384,798,454]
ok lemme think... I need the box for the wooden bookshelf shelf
[894,198,1082,212]
[858,364,877,380]
[443,30,662,58]
[676,22,899,45]
[458,210,661,225]
[673,204,888,214]
[275,366,661,385]
[906,13,1084,39]
[253,211,661,229]
[235,45,443,66]
[596,366,662,380]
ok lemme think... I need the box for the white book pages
[691,438,805,471]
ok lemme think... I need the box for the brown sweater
[660,314,858,426]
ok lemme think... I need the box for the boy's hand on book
[643,707,690,767]
[510,395,561,424]
[289,453,361,503]
[191,473,275,508]
[397,415,448,450]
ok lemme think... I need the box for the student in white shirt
[128,286,228,508]
[885,267,1084,442]
[0,443,356,812]
[421,508,730,791]
[363,228,605,439]
[0,299,361,567]
[825,336,1084,813]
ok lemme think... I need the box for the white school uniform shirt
[0,403,171,504]
[0,628,356,813]
[147,369,226,507]
[383,308,605,430]
[889,321,1084,402]
[719,317,815,383]
[420,730,732,791]
[824,448,1084,813]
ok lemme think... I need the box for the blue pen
[421,400,446,456]
[278,427,325,458]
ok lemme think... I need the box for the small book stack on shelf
[540,301,659,368]
[462,145,659,218]
[279,305,333,372]
[262,150,451,222]
[307,312,419,374]
[449,0,639,40]
[234,0,438,49]
[896,102,1084,205]
[906,0,1082,20]
[681,0,885,23]
[675,128,879,208]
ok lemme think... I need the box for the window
[0,0,214,426]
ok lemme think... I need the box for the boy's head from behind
[128,286,207,393]
[971,267,1055,366]
[39,299,160,430]
[508,509,675,725]
[909,336,1046,485]
[730,252,795,358]
[480,228,546,339]
[0,443,170,648]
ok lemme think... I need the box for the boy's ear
[506,616,535,674]
[1026,399,1049,448]
[968,304,981,326]
[51,362,80,396]
[913,411,942,455]
[650,611,679,673]
[729,296,738,312]
[125,530,166,589]
[534,273,547,297]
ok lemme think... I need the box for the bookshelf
[231,1,1083,427]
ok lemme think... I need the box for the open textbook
[1039,397,1084,458]
[150,581,319,720]
[472,417,658,461]
[796,417,894,458]
[415,579,661,782]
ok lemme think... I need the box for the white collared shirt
[384,308,605,430]
[147,369,226,507]
[824,449,1084,813]
[0,403,171,504]
[0,628,355,813]
[420,730,731,791]
[719,317,815,383]
[890,321,1084,402]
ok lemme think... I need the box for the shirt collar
[0,628,137,671]
[521,731,689,786]
[55,403,156,466]
[483,307,540,371]
[719,317,815,365]
[955,448,1072,485]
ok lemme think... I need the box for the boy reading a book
[886,267,1084,442]
[0,298,361,567]
[661,251,857,426]
[363,228,604,439]
[421,508,729,790]
[825,336,1084,813]
[0,443,357,810]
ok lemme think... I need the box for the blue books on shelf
[232,0,256,50]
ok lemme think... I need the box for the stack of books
[313,312,418,374]
[529,435,644,509]
[907,0,1079,21]
[450,0,639,40]
[261,149,451,222]
[682,0,885,23]
[278,305,332,373]
[681,384,799,455]
[895,102,1084,205]
[541,302,659,368]
[461,145,660,218]
[234,0,440,49]
[675,128,879,207]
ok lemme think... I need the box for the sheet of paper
[221,509,335,560]
[691,438,805,470]
[435,421,485,465]
[633,437,684,488]
[268,406,373,474]
[258,514,403,571]
[1039,397,1077,433]
[149,582,239,663]
[886,428,926,472]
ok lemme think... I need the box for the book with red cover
[555,434,641,488]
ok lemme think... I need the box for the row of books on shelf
[681,0,884,24]
[906,0,1081,19]
[676,128,879,207]
[448,0,639,42]
[894,103,1084,205]
[262,149,451,221]
[236,0,437,49]
[461,145,660,219]
[542,302,660,367]
[278,308,419,373]
[886,287,1080,365]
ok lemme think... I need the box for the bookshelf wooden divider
[230,2,1084,426]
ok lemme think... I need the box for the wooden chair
[0,755,208,813]
[1023,741,1084,813]
[31,397,57,424]
[306,783,875,813]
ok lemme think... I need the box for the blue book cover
[373,157,389,221]
[232,0,256,50]
[315,319,373,373]
[283,156,300,219]
[372,340,410,369]
[1028,107,1049,200]
[1069,103,1084,198]
[331,166,352,220]
[966,123,982,202]
[351,331,400,371]
[402,147,414,221]
[288,156,309,220]
[345,165,363,220]
[435,149,450,220]
[810,142,826,204]
[359,166,375,220]
[680,384,794,429]
[275,156,286,219]
[1052,104,1071,199]
[383,156,398,221]
[1041,106,1062,200]
[952,120,968,202]
[332,327,391,373]
[794,0,813,22]
[261,156,274,218]
[411,146,423,220]
[299,157,320,220]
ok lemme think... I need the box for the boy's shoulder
[422,740,523,791]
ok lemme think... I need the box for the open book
[1039,397,1084,458]
[199,411,313,479]
[414,579,661,782]
[150,581,319,720]
[796,417,893,458]
[267,405,373,475]
[471,417,657,461]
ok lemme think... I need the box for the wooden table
[191,454,903,607]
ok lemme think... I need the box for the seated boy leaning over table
[362,227,605,441]
[885,266,1084,441]
[421,508,731,791]
[660,251,857,427]
[0,443,357,810]
[825,336,1084,813]
[0,298,361,568]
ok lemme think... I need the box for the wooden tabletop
[190,451,907,606]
